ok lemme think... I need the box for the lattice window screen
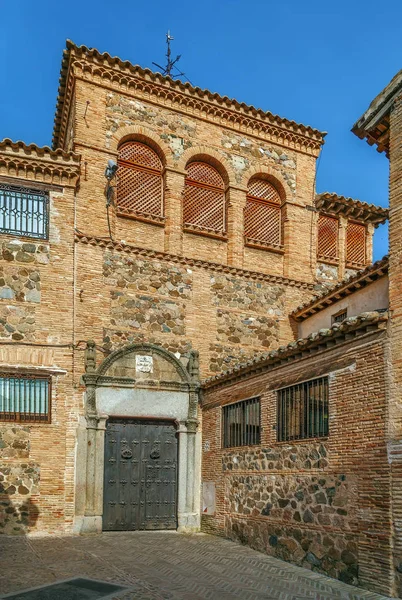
[183,162,226,235]
[317,215,338,260]
[244,179,281,247]
[346,221,366,266]
[117,142,163,220]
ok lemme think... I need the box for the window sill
[183,224,227,241]
[0,415,50,424]
[116,210,165,227]
[0,231,49,243]
[345,261,366,270]
[245,239,284,254]
[276,436,329,445]
[317,256,339,266]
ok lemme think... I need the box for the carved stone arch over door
[74,342,201,534]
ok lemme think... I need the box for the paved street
[0,532,394,600]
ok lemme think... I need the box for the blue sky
[1,0,399,260]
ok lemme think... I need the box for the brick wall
[71,72,322,282]
[201,328,393,596]
[0,145,78,534]
[387,93,402,597]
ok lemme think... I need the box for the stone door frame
[74,342,201,534]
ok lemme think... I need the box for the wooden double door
[103,419,178,531]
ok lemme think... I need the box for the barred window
[277,377,328,442]
[117,142,164,223]
[244,178,282,248]
[0,374,51,423]
[317,215,338,261]
[223,397,260,448]
[331,309,347,324]
[183,162,226,237]
[0,184,49,239]
[346,221,366,267]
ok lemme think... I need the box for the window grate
[317,215,338,261]
[183,162,226,236]
[117,142,164,221]
[223,397,260,448]
[332,309,347,324]
[0,184,49,239]
[277,377,328,442]
[346,221,366,266]
[0,373,51,423]
[244,179,281,247]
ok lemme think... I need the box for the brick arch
[109,125,174,169]
[244,165,289,204]
[177,145,236,189]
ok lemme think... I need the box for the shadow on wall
[0,491,40,535]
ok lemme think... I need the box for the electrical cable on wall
[104,159,118,241]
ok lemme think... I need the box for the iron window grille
[332,309,347,324]
[0,184,49,239]
[222,397,260,448]
[277,377,328,442]
[0,373,51,423]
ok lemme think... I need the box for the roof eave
[316,192,388,226]
[351,69,402,155]
[52,40,327,151]
[291,256,389,321]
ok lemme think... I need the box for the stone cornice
[52,41,326,155]
[291,256,389,321]
[75,232,316,290]
[202,311,387,390]
[316,192,388,226]
[0,138,80,188]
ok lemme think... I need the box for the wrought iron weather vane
[152,31,193,85]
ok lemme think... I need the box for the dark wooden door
[103,419,178,531]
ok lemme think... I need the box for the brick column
[338,216,347,279]
[164,167,185,255]
[388,94,402,439]
[366,223,375,264]
[226,185,247,268]
[282,203,315,281]
[387,94,402,597]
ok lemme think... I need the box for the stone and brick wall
[201,328,393,596]
[70,68,322,283]
[73,238,313,379]
[0,142,79,535]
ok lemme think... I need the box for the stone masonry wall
[0,168,76,536]
[73,75,321,282]
[74,241,313,379]
[201,332,393,596]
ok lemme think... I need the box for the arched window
[244,178,282,248]
[183,162,226,236]
[117,142,164,223]
[317,214,339,261]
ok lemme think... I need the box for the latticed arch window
[244,178,282,248]
[117,142,164,223]
[346,221,366,267]
[317,215,339,261]
[183,162,226,236]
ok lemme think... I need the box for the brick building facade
[0,40,400,596]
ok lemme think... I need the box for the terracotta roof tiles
[52,40,326,150]
[203,311,387,389]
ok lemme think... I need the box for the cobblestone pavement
[0,532,395,600]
